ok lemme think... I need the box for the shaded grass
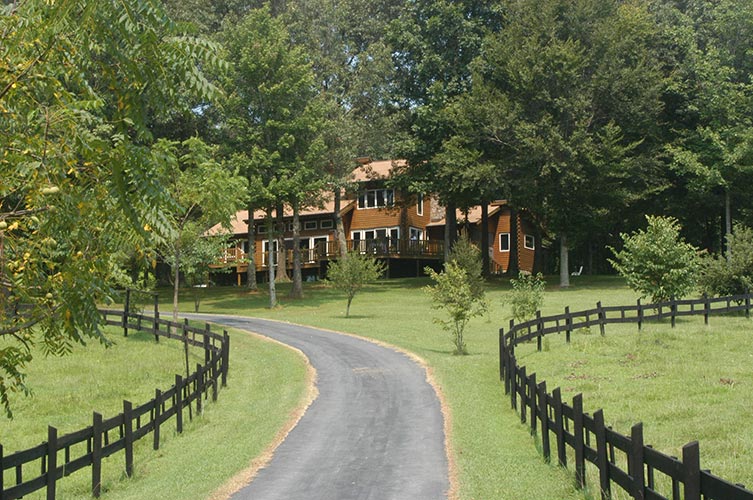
[1,324,308,500]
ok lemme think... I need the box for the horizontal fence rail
[500,293,753,500]
[1,290,230,500]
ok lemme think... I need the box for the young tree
[425,233,487,354]
[699,224,753,297]
[156,138,247,322]
[507,273,546,324]
[0,0,221,416]
[609,216,700,303]
[326,252,386,317]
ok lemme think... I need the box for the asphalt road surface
[191,315,449,500]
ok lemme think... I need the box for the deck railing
[215,238,445,269]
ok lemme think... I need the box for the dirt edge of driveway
[208,329,318,500]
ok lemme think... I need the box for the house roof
[351,159,406,182]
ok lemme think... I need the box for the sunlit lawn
[0,323,308,500]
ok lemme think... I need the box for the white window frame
[357,188,395,209]
[524,234,535,250]
[499,232,510,252]
[351,227,400,253]
[303,220,318,231]
[417,193,424,216]
[409,227,423,241]
[257,224,267,234]
[262,240,278,266]
[320,219,334,229]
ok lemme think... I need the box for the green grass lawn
[0,323,309,500]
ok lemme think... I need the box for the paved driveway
[192,315,449,500]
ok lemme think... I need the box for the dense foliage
[508,273,546,324]
[699,225,753,297]
[609,216,701,303]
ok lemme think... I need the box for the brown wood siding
[404,195,432,232]
[492,209,512,272]
[518,218,536,273]
[349,206,404,232]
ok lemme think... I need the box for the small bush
[508,272,545,323]
[699,224,753,297]
[326,251,386,317]
[609,215,700,303]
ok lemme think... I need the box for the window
[320,219,334,229]
[524,234,535,250]
[262,240,278,266]
[303,220,318,231]
[409,227,423,241]
[417,193,424,216]
[287,222,294,232]
[358,188,394,209]
[257,224,267,234]
[499,232,510,252]
[351,227,399,253]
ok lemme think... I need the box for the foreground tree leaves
[0,0,221,417]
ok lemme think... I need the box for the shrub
[699,224,753,297]
[609,215,700,303]
[508,272,545,323]
[326,251,386,317]
[425,261,487,355]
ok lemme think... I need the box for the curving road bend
[189,315,449,500]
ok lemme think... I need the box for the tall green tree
[468,0,665,286]
[219,6,325,305]
[0,0,221,416]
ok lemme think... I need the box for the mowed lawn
[178,274,752,499]
[0,323,309,500]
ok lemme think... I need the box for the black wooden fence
[500,293,753,500]
[0,291,230,500]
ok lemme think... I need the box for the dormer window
[358,188,394,209]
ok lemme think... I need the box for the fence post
[123,401,134,478]
[536,310,543,351]
[204,324,211,366]
[538,381,550,462]
[573,394,586,489]
[671,298,677,328]
[519,366,527,424]
[153,389,162,450]
[153,294,160,342]
[746,293,751,319]
[92,412,103,498]
[123,289,130,337]
[637,298,643,331]
[565,307,572,343]
[499,328,506,384]
[196,363,203,415]
[594,410,610,500]
[175,374,184,434]
[0,444,4,497]
[529,372,537,435]
[46,426,58,500]
[703,294,710,325]
[597,301,605,336]
[683,441,701,500]
[629,423,645,500]
[553,387,566,467]
[510,363,518,410]
[222,330,230,388]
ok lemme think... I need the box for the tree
[425,232,487,354]
[0,0,221,416]
[219,6,324,306]
[609,216,700,303]
[699,224,753,297]
[155,137,246,322]
[507,273,546,324]
[467,0,666,285]
[326,252,386,317]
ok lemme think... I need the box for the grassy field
[0,323,309,500]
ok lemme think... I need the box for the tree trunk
[725,187,732,262]
[334,188,347,256]
[481,203,490,277]
[444,202,457,261]
[289,201,303,299]
[172,245,180,324]
[276,203,289,282]
[560,233,570,288]
[266,212,277,308]
[246,204,257,290]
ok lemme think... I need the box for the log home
[208,159,535,284]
